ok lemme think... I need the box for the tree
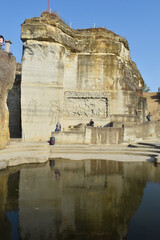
[142,83,150,92]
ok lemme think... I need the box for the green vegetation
[143,83,150,92]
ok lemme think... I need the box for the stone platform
[0,139,50,170]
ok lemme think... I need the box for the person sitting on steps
[55,122,61,131]
[89,119,94,127]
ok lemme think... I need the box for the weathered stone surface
[51,121,160,145]
[0,50,16,148]
[123,121,160,143]
[144,92,160,121]
[21,12,146,142]
[0,161,7,170]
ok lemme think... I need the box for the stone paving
[0,140,50,170]
[0,139,160,171]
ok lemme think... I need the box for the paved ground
[0,139,160,170]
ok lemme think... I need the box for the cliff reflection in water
[0,159,160,240]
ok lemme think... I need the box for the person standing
[147,112,153,121]
[0,35,4,49]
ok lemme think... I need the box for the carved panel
[64,92,110,118]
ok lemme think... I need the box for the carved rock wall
[21,12,145,141]
[0,50,16,148]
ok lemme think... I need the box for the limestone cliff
[21,12,144,92]
[21,12,146,142]
[0,50,16,148]
[144,92,160,121]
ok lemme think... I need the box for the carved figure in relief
[49,100,62,125]
[27,100,37,123]
[63,101,77,117]
[64,98,108,118]
[63,91,110,118]
[88,99,106,117]
[77,104,88,117]
[96,99,107,116]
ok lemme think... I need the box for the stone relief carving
[27,100,37,123]
[65,91,109,99]
[64,92,109,118]
[49,100,62,125]
[26,99,62,125]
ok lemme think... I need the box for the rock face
[143,92,160,121]
[0,50,16,148]
[21,12,146,142]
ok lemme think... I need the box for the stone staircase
[49,141,160,163]
[0,139,160,171]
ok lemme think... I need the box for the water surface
[0,159,160,240]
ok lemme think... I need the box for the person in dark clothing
[0,35,4,49]
[89,119,94,127]
[55,122,61,131]
[147,112,152,121]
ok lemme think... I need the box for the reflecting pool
[0,159,160,240]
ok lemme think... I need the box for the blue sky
[1,0,160,91]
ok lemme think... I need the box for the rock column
[0,50,16,148]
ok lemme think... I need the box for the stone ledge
[0,161,7,170]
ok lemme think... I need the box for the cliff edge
[20,12,146,142]
[21,12,144,91]
[0,50,16,148]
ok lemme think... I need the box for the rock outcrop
[0,50,16,148]
[144,92,160,121]
[21,12,146,142]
